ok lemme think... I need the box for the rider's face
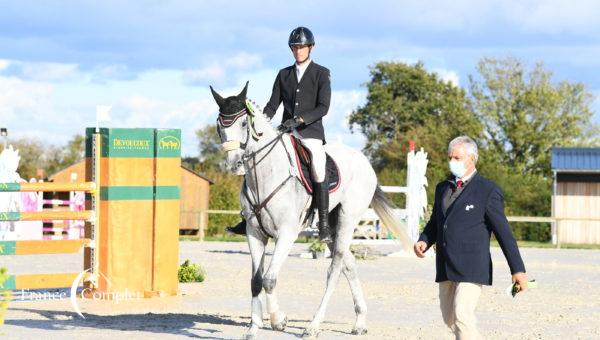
[291,45,311,63]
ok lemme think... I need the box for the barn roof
[181,165,214,184]
[551,147,600,173]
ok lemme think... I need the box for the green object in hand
[508,279,537,297]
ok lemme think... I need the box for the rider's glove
[278,117,303,131]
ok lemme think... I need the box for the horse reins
[218,104,298,238]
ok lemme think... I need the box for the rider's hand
[414,241,428,258]
[278,117,302,131]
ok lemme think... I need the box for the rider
[226,26,333,243]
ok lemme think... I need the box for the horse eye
[241,121,247,127]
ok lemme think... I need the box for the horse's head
[211,82,277,175]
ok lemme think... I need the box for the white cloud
[183,52,263,86]
[0,59,9,71]
[183,65,226,85]
[0,75,54,125]
[432,68,460,87]
[323,90,367,149]
[18,62,80,82]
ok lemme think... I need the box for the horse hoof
[302,327,320,338]
[351,327,368,335]
[271,316,287,331]
[245,334,256,340]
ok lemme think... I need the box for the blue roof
[551,147,600,172]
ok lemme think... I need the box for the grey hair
[448,136,478,163]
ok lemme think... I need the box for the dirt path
[2,241,600,339]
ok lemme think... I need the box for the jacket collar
[292,61,314,85]
[443,172,481,219]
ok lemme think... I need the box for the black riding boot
[315,181,332,243]
[226,219,247,235]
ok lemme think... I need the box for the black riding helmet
[288,27,315,47]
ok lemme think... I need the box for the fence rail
[191,210,600,247]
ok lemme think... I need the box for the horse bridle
[217,101,298,238]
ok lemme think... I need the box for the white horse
[210,82,412,339]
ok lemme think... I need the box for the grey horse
[210,82,412,339]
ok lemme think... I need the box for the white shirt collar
[295,59,311,81]
[457,169,477,183]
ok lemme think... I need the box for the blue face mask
[449,160,466,178]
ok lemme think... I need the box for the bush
[178,260,206,283]
[204,169,243,236]
[309,240,327,253]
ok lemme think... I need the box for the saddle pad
[290,135,341,194]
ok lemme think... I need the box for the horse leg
[303,213,355,338]
[323,206,368,335]
[342,250,368,335]
[246,231,267,340]
[263,230,296,332]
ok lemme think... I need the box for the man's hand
[278,117,303,131]
[512,272,529,293]
[414,241,428,258]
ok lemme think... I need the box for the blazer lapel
[440,180,452,218]
[291,64,299,85]
[445,172,480,220]
[298,61,313,86]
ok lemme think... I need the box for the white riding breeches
[293,129,326,182]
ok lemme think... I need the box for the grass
[491,240,600,250]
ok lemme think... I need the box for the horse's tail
[370,185,414,250]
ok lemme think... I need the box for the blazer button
[443,242,447,247]
[295,102,299,106]
[296,89,300,92]
[443,224,447,229]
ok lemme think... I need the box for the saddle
[289,135,341,194]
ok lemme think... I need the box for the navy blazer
[263,61,331,141]
[418,172,526,285]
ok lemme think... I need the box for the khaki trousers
[439,281,483,340]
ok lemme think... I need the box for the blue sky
[0,0,599,156]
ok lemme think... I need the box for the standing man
[414,136,528,339]
[226,26,333,243]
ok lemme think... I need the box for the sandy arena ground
[2,241,600,339]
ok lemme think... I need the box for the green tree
[194,124,242,235]
[469,57,597,176]
[349,62,482,202]
[9,138,46,180]
[45,134,86,177]
[196,125,226,172]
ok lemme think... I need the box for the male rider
[227,26,332,243]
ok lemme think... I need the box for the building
[50,160,213,237]
[551,147,600,244]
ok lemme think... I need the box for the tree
[196,125,226,172]
[349,62,482,200]
[45,134,86,177]
[8,138,46,180]
[194,124,243,235]
[469,57,597,176]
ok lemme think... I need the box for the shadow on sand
[5,308,249,339]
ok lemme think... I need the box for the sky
[0,0,599,157]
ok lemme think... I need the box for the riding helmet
[288,27,315,47]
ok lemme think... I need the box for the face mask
[449,160,467,178]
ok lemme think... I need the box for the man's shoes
[226,219,247,235]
